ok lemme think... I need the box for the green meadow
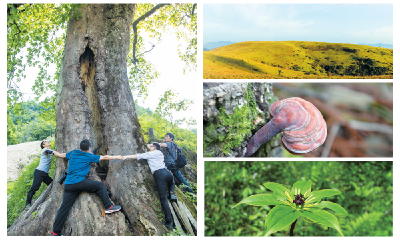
[203,41,393,79]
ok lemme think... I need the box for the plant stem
[290,218,298,236]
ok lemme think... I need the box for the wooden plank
[168,200,185,236]
[180,202,197,231]
[171,202,185,231]
[174,201,194,236]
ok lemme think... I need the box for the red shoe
[105,205,121,213]
[51,231,62,236]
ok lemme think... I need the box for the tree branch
[132,4,171,27]
[7,4,25,16]
[131,3,171,65]
[132,25,139,65]
[138,40,161,57]
[191,3,197,16]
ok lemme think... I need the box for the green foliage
[7,3,197,149]
[154,89,195,129]
[344,212,387,236]
[7,140,56,227]
[7,100,56,145]
[7,4,80,105]
[218,106,253,152]
[128,3,197,99]
[7,3,76,146]
[8,3,197,108]
[154,200,165,222]
[136,102,196,153]
[183,183,197,204]
[235,180,347,236]
[31,210,38,219]
[204,161,392,236]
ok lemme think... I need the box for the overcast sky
[203,4,393,45]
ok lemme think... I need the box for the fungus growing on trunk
[237,97,327,157]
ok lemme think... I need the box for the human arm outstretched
[122,155,138,160]
[99,155,123,161]
[53,151,66,158]
[155,142,167,148]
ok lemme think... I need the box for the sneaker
[25,204,32,211]
[162,221,174,230]
[51,231,62,236]
[105,205,121,213]
[169,192,178,202]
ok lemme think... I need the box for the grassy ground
[203,41,393,79]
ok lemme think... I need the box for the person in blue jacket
[51,139,123,236]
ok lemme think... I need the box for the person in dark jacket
[159,133,193,193]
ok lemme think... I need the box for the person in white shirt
[123,143,177,229]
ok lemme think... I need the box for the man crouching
[51,139,123,236]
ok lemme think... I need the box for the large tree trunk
[8,4,188,236]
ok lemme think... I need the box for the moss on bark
[203,83,282,157]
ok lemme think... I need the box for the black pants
[154,168,175,224]
[52,179,112,234]
[26,169,53,206]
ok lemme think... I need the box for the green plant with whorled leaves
[234,180,348,236]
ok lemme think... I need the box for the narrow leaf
[233,193,281,208]
[263,205,299,236]
[316,201,348,215]
[263,182,290,201]
[300,210,344,236]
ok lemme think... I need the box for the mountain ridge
[203,40,393,79]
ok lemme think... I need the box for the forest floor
[7,141,42,182]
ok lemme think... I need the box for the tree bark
[203,82,283,157]
[8,4,196,236]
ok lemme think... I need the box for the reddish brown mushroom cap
[238,97,327,157]
[273,97,327,154]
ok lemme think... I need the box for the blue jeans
[172,170,193,193]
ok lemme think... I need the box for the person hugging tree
[122,143,178,229]
[25,140,65,210]
[51,139,123,236]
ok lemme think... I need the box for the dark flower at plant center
[293,193,305,205]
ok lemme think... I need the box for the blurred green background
[205,161,392,236]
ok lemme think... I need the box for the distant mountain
[203,47,210,51]
[203,41,235,51]
[358,43,393,49]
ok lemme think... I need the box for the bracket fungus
[237,97,327,157]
